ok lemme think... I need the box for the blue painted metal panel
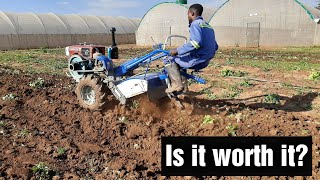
[114,50,170,76]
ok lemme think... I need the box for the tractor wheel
[75,75,106,111]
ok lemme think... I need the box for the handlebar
[163,35,188,50]
[152,35,188,51]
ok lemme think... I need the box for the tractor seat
[188,60,210,72]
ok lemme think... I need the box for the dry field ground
[0,45,319,179]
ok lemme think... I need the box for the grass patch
[216,47,320,72]
[240,79,253,87]
[1,46,320,76]
[295,86,312,95]
[200,88,217,100]
[281,83,294,89]
[262,67,272,72]
[225,58,235,65]
[0,48,67,75]
[40,46,49,53]
[237,60,320,72]
[309,71,320,81]
[221,69,248,77]
[221,85,244,99]
[264,94,281,104]
[270,46,320,54]
[208,62,221,69]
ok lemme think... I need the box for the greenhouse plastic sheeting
[136,2,215,46]
[209,0,320,47]
[0,11,140,50]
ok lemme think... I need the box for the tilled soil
[0,67,319,179]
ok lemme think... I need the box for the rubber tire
[75,75,106,111]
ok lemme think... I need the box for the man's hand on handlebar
[170,49,178,56]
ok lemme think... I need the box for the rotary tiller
[65,35,206,110]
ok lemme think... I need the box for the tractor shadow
[180,92,319,113]
[243,92,318,112]
[99,92,318,117]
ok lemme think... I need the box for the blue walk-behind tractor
[65,34,207,111]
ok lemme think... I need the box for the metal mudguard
[114,73,168,103]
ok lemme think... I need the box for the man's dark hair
[189,4,203,16]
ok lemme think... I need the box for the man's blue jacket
[173,16,218,68]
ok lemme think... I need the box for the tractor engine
[65,44,113,81]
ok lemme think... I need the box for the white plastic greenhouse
[136,2,215,46]
[0,12,140,50]
[209,0,320,47]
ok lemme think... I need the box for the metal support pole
[315,24,318,46]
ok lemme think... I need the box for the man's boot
[165,63,183,93]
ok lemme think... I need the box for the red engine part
[66,44,106,58]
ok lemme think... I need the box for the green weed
[301,129,310,135]
[222,85,243,99]
[295,86,311,95]
[281,83,294,89]
[32,162,52,180]
[264,94,281,104]
[225,58,235,65]
[221,69,247,77]
[17,128,31,138]
[2,94,17,101]
[207,93,218,100]
[209,62,221,69]
[40,46,49,53]
[201,115,216,125]
[226,123,238,136]
[309,71,320,81]
[57,147,66,156]
[221,69,234,77]
[240,79,253,87]
[131,100,139,109]
[118,116,128,124]
[200,88,217,100]
[228,113,247,122]
[0,121,7,127]
[29,78,45,88]
[262,67,272,72]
